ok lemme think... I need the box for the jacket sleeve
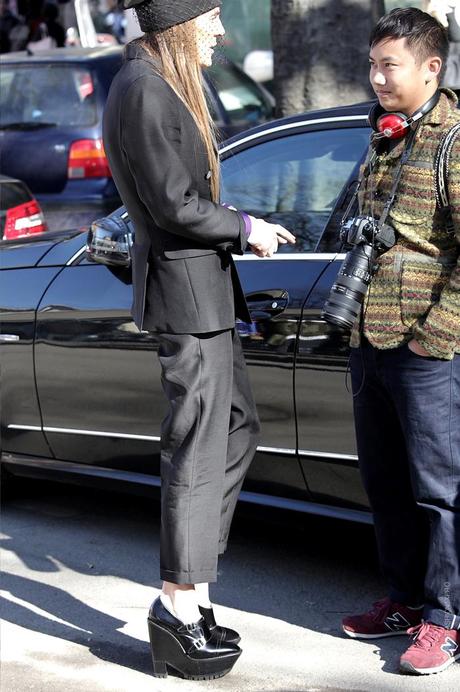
[120,73,247,254]
[412,141,460,359]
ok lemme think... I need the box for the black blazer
[103,43,250,333]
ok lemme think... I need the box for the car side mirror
[86,206,134,268]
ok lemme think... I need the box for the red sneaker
[400,622,460,675]
[342,597,423,639]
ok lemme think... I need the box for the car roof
[220,101,372,149]
[275,101,371,124]
[0,46,123,63]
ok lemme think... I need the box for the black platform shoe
[147,597,241,680]
[198,605,241,645]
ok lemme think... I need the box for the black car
[0,47,274,232]
[0,102,373,523]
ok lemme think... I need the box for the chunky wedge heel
[147,597,241,680]
[150,656,168,679]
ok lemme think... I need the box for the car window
[208,61,272,127]
[0,180,31,211]
[0,65,98,128]
[221,127,369,252]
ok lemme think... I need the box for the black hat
[125,0,222,34]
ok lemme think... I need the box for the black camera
[321,215,395,329]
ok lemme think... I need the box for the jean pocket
[404,342,440,362]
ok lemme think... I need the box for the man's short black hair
[370,7,449,82]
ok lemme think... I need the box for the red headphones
[368,91,440,140]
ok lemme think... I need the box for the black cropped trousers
[157,328,260,585]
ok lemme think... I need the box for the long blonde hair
[137,21,220,202]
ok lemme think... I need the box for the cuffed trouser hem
[160,567,218,585]
[425,608,460,631]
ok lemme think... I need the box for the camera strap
[377,124,419,228]
[434,120,460,236]
[340,148,377,226]
[342,125,420,229]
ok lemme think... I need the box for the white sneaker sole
[343,626,410,640]
[400,652,460,675]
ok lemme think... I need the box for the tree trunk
[271,0,385,117]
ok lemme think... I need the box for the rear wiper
[0,122,58,130]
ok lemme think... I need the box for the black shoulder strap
[434,121,460,236]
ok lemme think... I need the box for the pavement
[1,480,459,692]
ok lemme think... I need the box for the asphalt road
[1,481,459,692]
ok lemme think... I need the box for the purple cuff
[221,203,252,238]
[239,211,252,238]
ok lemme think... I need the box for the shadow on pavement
[0,479,403,678]
[0,572,152,676]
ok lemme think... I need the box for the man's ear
[425,56,442,83]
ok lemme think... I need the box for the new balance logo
[385,612,410,631]
[441,637,459,657]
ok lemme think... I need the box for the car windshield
[0,64,98,128]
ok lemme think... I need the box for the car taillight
[3,200,48,240]
[68,139,111,179]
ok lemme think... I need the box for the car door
[291,137,372,513]
[0,238,64,459]
[32,231,307,501]
[34,234,164,478]
[32,233,307,501]
[220,115,370,507]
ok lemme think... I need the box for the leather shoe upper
[148,597,240,659]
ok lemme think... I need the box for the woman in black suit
[103,0,295,680]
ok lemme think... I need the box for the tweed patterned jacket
[351,88,460,360]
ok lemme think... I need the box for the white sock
[194,582,212,609]
[160,590,201,625]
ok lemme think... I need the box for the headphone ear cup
[376,111,408,139]
[368,91,441,136]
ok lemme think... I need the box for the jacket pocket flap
[163,247,217,259]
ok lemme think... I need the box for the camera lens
[322,244,376,329]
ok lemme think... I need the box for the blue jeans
[350,339,460,630]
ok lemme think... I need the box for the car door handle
[0,334,20,342]
[246,289,289,316]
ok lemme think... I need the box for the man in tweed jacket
[341,8,460,676]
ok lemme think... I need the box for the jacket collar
[421,87,458,126]
[124,42,162,71]
[123,41,218,156]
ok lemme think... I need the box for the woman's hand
[247,217,296,257]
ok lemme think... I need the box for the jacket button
[205,170,212,180]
